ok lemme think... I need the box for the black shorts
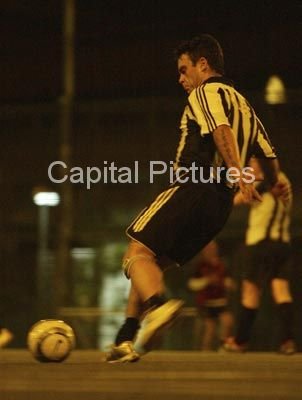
[243,240,292,285]
[126,181,234,266]
[199,306,227,319]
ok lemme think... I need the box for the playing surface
[1,350,301,399]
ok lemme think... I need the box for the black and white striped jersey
[246,172,292,245]
[174,76,276,172]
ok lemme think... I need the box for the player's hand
[187,277,210,291]
[271,179,291,204]
[238,180,262,203]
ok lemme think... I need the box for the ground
[1,350,302,399]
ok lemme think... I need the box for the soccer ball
[27,319,75,362]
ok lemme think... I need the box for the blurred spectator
[188,240,235,350]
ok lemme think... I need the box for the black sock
[235,306,258,345]
[115,317,140,345]
[276,302,294,343]
[143,294,167,312]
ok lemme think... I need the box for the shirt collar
[202,76,234,87]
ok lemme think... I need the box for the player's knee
[122,254,154,279]
[122,240,156,278]
[271,278,293,303]
[242,280,260,308]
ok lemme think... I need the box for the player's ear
[197,57,207,71]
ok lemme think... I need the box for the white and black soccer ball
[27,319,76,362]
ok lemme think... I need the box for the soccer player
[223,158,297,354]
[105,34,290,363]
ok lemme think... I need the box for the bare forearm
[233,191,246,205]
[213,125,241,170]
[213,124,262,202]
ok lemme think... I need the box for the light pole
[55,0,75,314]
[33,190,60,318]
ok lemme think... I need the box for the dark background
[0,0,302,350]
[1,0,302,101]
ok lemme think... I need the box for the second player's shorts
[243,239,292,284]
[126,181,234,266]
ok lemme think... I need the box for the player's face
[177,53,203,94]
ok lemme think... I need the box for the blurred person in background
[222,158,297,355]
[188,240,235,351]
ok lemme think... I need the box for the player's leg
[106,241,180,362]
[106,238,167,362]
[107,239,183,358]
[105,284,142,363]
[125,241,183,353]
[223,279,260,352]
[271,277,293,303]
[271,278,296,354]
[123,240,166,302]
[223,240,265,352]
[201,316,216,351]
[236,279,260,343]
[218,309,234,345]
[114,285,142,345]
[271,241,296,354]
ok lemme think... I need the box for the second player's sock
[235,305,258,345]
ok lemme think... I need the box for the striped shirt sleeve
[252,117,277,159]
[188,84,230,134]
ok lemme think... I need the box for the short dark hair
[175,34,224,74]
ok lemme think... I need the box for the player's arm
[257,158,279,187]
[187,88,250,197]
[187,277,211,291]
[233,191,248,205]
[213,124,262,203]
[252,118,290,203]
[257,158,291,204]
